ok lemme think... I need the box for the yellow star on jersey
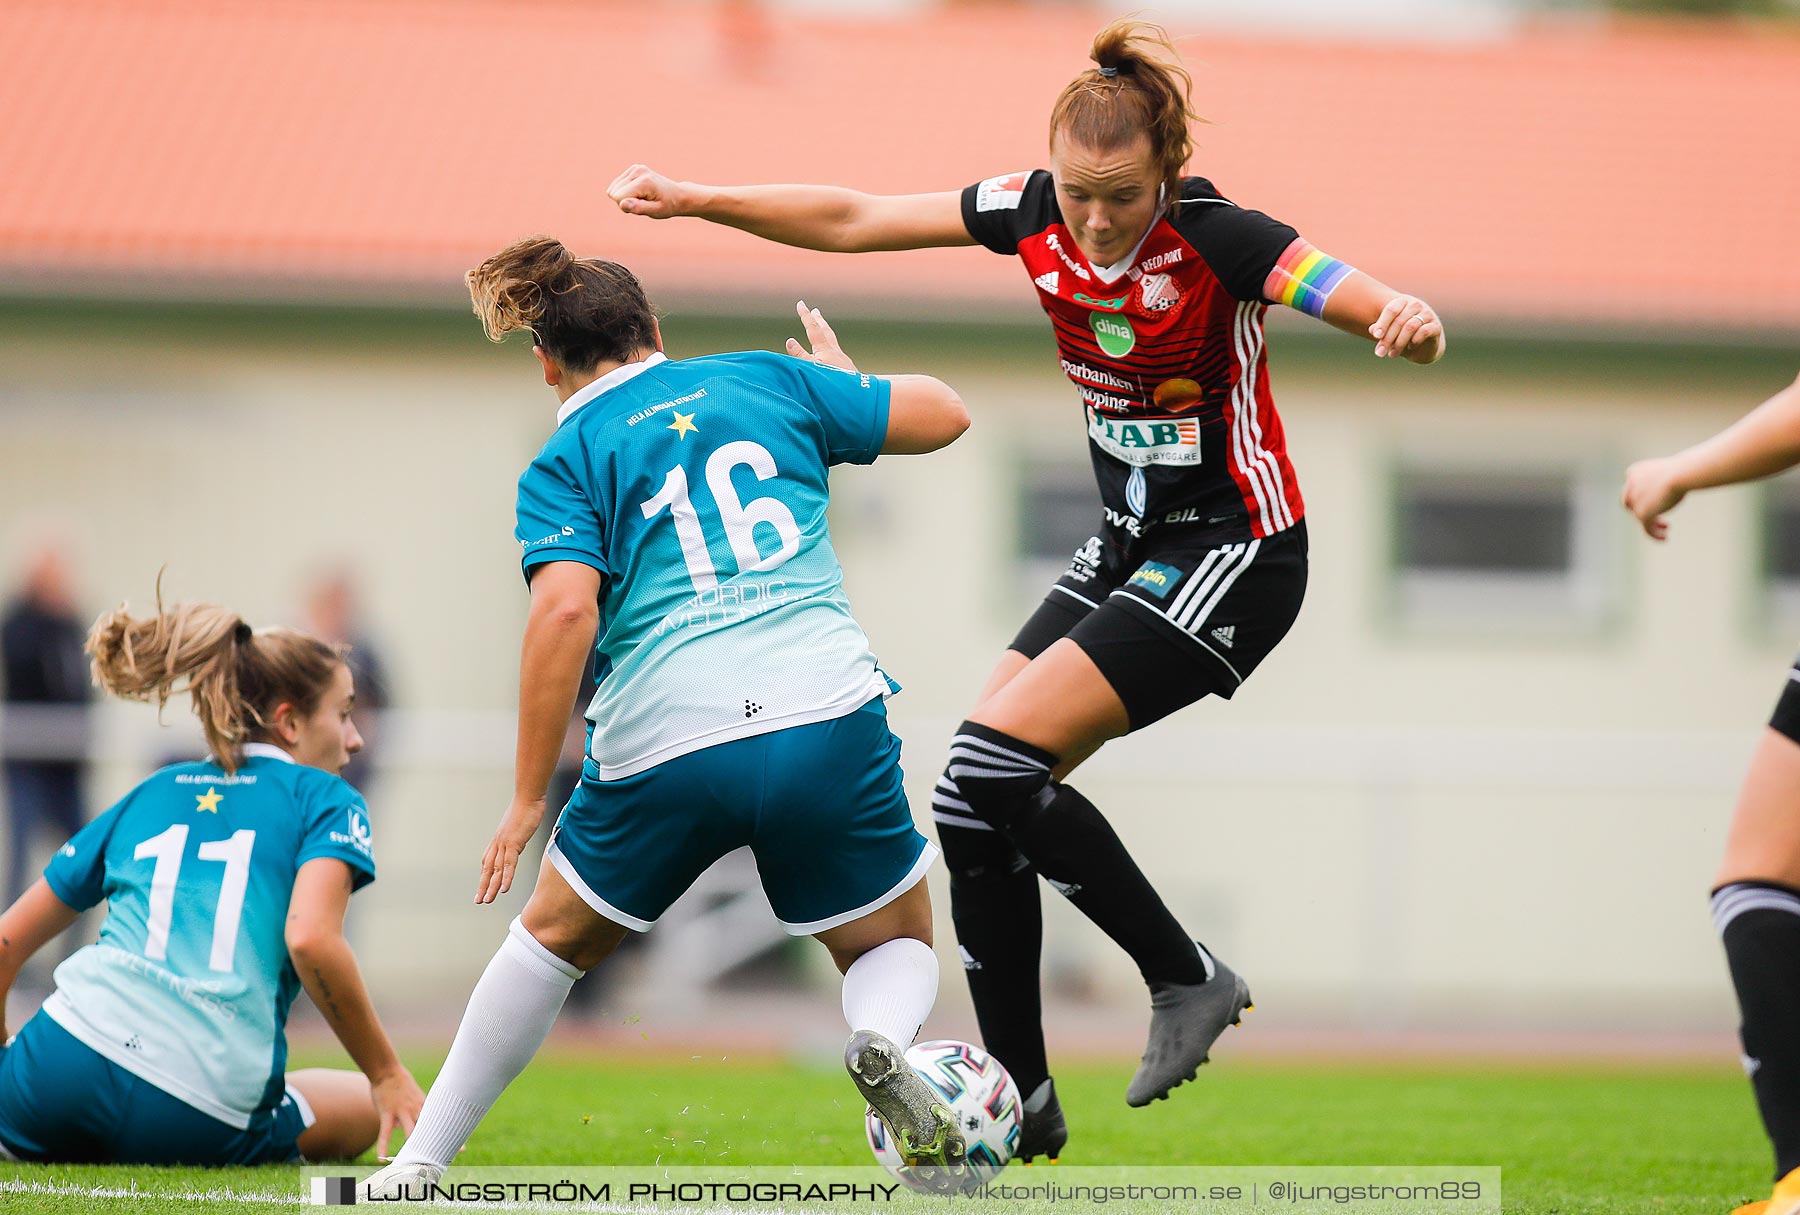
[667,411,698,440]
[195,788,223,814]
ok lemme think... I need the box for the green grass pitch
[0,1050,1774,1213]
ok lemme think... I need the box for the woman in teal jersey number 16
[361,236,974,1198]
[0,593,424,1164]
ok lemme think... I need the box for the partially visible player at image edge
[1623,371,1800,1215]
[361,237,976,1199]
[608,18,1445,1160]
[0,587,424,1165]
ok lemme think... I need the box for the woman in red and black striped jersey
[612,19,1445,1159]
[1625,374,1800,1215]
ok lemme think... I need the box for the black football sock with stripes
[936,815,1051,1099]
[947,723,1209,989]
[1715,881,1800,1180]
[1012,781,1210,986]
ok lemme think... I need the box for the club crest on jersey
[975,172,1030,212]
[1086,407,1200,466]
[1089,313,1135,357]
[1140,272,1179,313]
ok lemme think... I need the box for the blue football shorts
[0,1012,312,1164]
[547,696,937,935]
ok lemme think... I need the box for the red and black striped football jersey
[962,171,1306,542]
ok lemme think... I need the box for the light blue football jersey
[39,743,375,1129]
[515,350,895,779]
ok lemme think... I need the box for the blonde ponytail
[87,582,345,774]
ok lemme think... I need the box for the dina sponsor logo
[1089,313,1135,357]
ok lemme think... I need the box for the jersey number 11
[134,824,257,973]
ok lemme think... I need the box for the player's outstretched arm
[0,880,79,1041]
[1319,270,1446,364]
[608,164,975,253]
[1623,373,1800,541]
[882,377,970,455]
[287,858,425,1159]
[479,561,602,904]
[783,300,969,454]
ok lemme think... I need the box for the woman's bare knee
[290,1069,377,1162]
[1717,730,1800,889]
[521,864,631,971]
[815,879,933,973]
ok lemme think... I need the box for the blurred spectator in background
[301,568,392,799]
[1,546,92,909]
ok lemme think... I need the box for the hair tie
[1098,64,1120,78]
[233,620,253,644]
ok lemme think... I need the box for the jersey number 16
[640,441,802,594]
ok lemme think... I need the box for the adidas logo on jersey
[1210,625,1236,648]
[1034,271,1059,295]
[1047,878,1082,898]
[959,946,982,971]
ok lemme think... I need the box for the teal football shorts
[0,1013,310,1164]
[547,696,936,935]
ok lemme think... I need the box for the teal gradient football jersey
[515,351,895,779]
[40,743,374,1128]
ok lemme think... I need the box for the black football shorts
[1770,656,1800,747]
[1010,519,1308,730]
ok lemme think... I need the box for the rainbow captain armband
[1263,238,1355,318]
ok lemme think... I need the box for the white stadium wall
[1,308,1793,1044]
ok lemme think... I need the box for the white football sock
[841,937,938,1051]
[395,917,582,1167]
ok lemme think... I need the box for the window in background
[1016,459,1099,603]
[1387,462,1618,633]
[1760,471,1800,630]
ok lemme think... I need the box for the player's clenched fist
[1369,295,1445,363]
[608,164,692,219]
[1621,456,1687,541]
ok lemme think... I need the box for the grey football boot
[1016,1077,1068,1163]
[844,1030,968,1170]
[1125,951,1253,1107]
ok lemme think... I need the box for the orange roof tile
[0,2,1796,330]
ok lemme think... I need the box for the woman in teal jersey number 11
[0,594,423,1165]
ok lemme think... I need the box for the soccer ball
[863,1039,1022,1194]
